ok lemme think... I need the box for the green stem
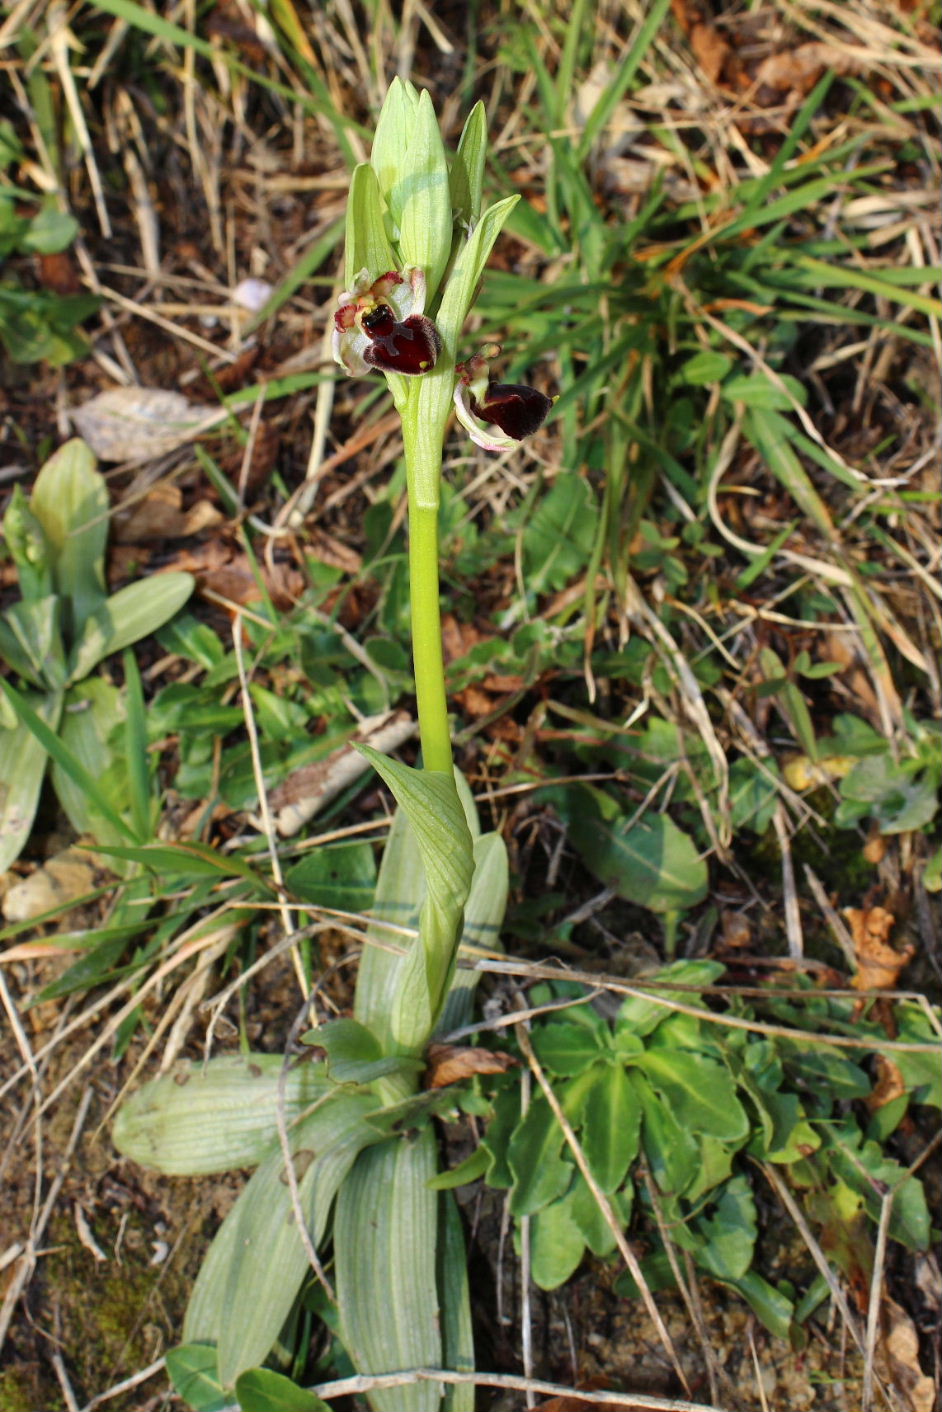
[402,408,452,775]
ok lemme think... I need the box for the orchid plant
[113,82,547,1412]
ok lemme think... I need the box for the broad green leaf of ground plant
[52,677,125,839]
[0,595,65,689]
[28,438,108,639]
[614,960,725,1040]
[186,1090,381,1388]
[165,1344,230,1412]
[113,1055,336,1174]
[0,688,61,872]
[234,1369,330,1412]
[333,1129,443,1412]
[67,571,194,681]
[527,1195,586,1290]
[2,485,54,602]
[630,1049,749,1142]
[556,783,708,914]
[508,1096,573,1216]
[521,472,597,596]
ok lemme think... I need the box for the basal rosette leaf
[184,1089,380,1388]
[113,1054,334,1175]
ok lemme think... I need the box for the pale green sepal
[391,89,452,302]
[436,830,508,1035]
[0,597,66,690]
[0,690,60,872]
[3,485,54,602]
[113,1054,334,1175]
[28,438,108,638]
[185,1090,379,1389]
[67,572,194,681]
[369,78,418,230]
[52,679,125,839]
[439,1193,475,1412]
[449,101,487,229]
[344,163,398,290]
[334,1130,442,1412]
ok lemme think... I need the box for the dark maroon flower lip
[360,305,442,375]
[471,382,553,440]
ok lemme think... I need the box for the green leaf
[165,1344,230,1412]
[22,203,79,255]
[1,678,133,845]
[92,839,274,890]
[632,1049,748,1141]
[0,596,65,690]
[680,350,733,385]
[186,1091,380,1388]
[286,841,377,911]
[522,474,598,595]
[436,828,509,1035]
[508,1096,572,1216]
[568,1172,633,1257]
[67,572,194,681]
[581,1063,641,1193]
[689,1176,757,1281]
[311,1016,421,1085]
[113,1054,334,1175]
[0,691,58,871]
[2,484,54,601]
[427,1145,489,1191]
[827,1127,930,1250]
[526,1193,586,1290]
[358,749,474,1052]
[634,1072,700,1196]
[838,752,939,834]
[28,438,108,638]
[531,1019,607,1076]
[722,373,807,409]
[439,1192,475,1412]
[52,679,126,840]
[334,1130,443,1412]
[449,101,487,228]
[615,960,725,1040]
[723,1271,794,1340]
[235,1368,330,1412]
[559,785,708,913]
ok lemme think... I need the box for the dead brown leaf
[426,1043,518,1089]
[880,1297,937,1412]
[669,0,731,81]
[71,387,221,462]
[754,41,860,97]
[867,1054,907,1112]
[844,906,915,989]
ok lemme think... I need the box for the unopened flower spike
[454,344,553,451]
[333,266,442,377]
